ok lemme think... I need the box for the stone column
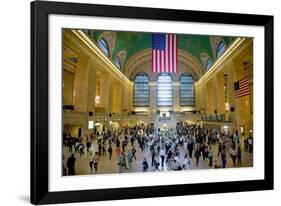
[173,82,180,111]
[112,81,121,114]
[73,55,89,112]
[200,84,208,114]
[225,61,237,125]
[214,72,225,114]
[127,84,133,112]
[87,60,96,113]
[194,83,200,111]
[120,83,132,114]
[99,73,113,114]
[149,82,157,112]
[206,81,214,114]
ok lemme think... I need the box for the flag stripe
[171,35,173,73]
[152,50,155,72]
[162,50,164,72]
[166,35,168,72]
[168,34,173,72]
[156,51,158,73]
[176,35,178,73]
[158,51,160,73]
[173,34,177,73]
[165,35,168,73]
[159,51,161,72]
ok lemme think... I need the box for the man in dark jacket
[67,154,76,175]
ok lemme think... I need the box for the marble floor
[63,140,253,176]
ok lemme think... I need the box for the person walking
[66,154,76,175]
[221,149,227,168]
[187,139,194,158]
[230,148,237,167]
[142,157,149,172]
[93,152,99,174]
[248,135,253,153]
[108,144,113,160]
[237,146,242,166]
[89,156,93,174]
[86,140,91,153]
[208,146,213,167]
[151,149,156,167]
[217,143,222,157]
[130,135,135,147]
[159,148,165,168]
[182,154,191,170]
[118,151,126,173]
[74,141,80,153]
[79,143,85,156]
[132,146,137,160]
[195,148,201,167]
[127,149,133,169]
[68,138,73,153]
[154,154,160,171]
[102,143,106,156]
[201,143,207,161]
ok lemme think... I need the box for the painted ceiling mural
[89,29,235,71]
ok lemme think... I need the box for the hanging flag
[234,77,250,98]
[152,33,178,73]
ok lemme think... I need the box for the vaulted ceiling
[90,30,235,69]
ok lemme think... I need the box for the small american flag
[152,33,178,73]
[234,77,250,98]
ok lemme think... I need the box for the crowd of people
[63,121,253,176]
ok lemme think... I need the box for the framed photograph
[31,0,274,204]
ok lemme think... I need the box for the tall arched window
[205,57,212,70]
[97,38,109,56]
[134,73,150,107]
[157,74,173,106]
[216,41,226,58]
[83,29,90,35]
[180,74,195,106]
[114,56,121,69]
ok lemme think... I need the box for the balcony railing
[201,114,226,122]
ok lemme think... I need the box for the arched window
[134,73,150,107]
[83,29,90,35]
[216,41,226,58]
[157,74,173,106]
[114,56,122,69]
[206,57,212,70]
[180,74,195,106]
[97,38,109,56]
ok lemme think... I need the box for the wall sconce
[95,95,100,104]
[240,126,245,135]
[88,120,94,129]
[225,102,229,111]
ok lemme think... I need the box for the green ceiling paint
[87,29,235,67]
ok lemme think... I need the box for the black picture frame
[31,0,274,204]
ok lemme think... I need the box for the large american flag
[234,77,250,98]
[152,33,178,73]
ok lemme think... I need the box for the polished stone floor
[63,139,253,176]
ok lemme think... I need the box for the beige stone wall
[63,71,74,105]
[64,125,81,137]
[63,30,134,136]
[195,39,253,137]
